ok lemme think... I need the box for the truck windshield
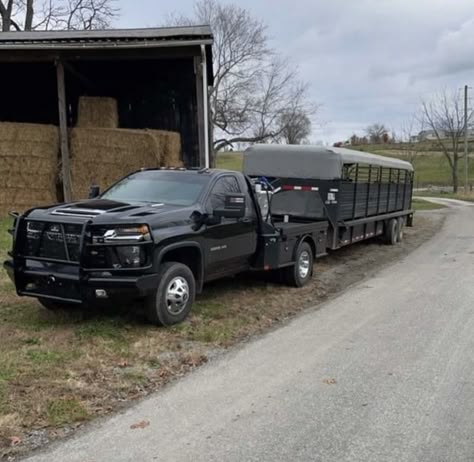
[101,171,209,206]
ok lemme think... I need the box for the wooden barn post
[56,60,73,202]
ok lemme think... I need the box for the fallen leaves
[323,378,337,385]
[130,420,150,430]
[9,436,22,447]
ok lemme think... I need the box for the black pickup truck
[4,167,329,325]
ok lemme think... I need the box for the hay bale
[77,97,119,129]
[146,130,182,167]
[0,123,58,214]
[70,128,162,200]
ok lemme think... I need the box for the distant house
[417,130,441,141]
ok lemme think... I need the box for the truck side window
[208,176,241,210]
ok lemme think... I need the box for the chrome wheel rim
[298,250,311,279]
[165,276,189,315]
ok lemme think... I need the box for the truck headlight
[93,224,151,244]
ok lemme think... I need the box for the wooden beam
[194,56,205,167]
[56,60,72,202]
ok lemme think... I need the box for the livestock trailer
[243,145,414,249]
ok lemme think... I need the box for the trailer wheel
[283,242,314,287]
[145,262,195,326]
[397,217,405,242]
[384,219,399,245]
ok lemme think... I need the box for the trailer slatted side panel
[339,165,413,223]
[339,183,356,220]
[354,184,368,218]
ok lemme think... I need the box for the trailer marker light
[282,185,319,192]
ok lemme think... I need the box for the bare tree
[421,90,473,192]
[278,109,311,144]
[166,0,318,152]
[0,0,119,32]
[365,123,389,144]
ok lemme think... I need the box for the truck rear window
[101,171,209,206]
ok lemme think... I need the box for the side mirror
[214,193,246,219]
[88,184,100,199]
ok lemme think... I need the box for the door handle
[241,218,252,224]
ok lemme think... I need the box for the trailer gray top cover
[243,145,413,180]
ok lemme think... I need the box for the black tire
[397,217,405,242]
[384,218,399,245]
[282,242,314,288]
[145,262,196,326]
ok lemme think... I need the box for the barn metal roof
[243,144,413,181]
[0,25,213,49]
[0,25,214,83]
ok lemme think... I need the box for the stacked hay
[0,123,58,214]
[70,128,162,200]
[146,130,182,167]
[77,97,119,129]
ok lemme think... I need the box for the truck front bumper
[3,259,159,306]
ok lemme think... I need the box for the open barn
[0,26,213,209]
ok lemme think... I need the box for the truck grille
[24,221,83,262]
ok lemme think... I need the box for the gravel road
[23,200,474,462]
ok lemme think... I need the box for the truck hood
[25,199,200,228]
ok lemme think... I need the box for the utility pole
[464,85,469,194]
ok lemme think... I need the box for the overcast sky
[116,0,474,144]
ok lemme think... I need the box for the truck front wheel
[145,262,196,326]
[283,242,314,288]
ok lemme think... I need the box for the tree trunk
[1,10,11,31]
[24,0,34,30]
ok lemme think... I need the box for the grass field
[216,153,243,171]
[412,198,446,211]
[217,145,474,189]
[349,144,474,188]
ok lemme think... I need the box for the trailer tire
[384,219,399,245]
[397,217,405,242]
[145,262,195,326]
[283,242,314,287]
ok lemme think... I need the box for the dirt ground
[0,210,446,460]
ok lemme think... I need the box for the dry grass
[0,123,58,215]
[77,97,119,129]
[0,213,444,458]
